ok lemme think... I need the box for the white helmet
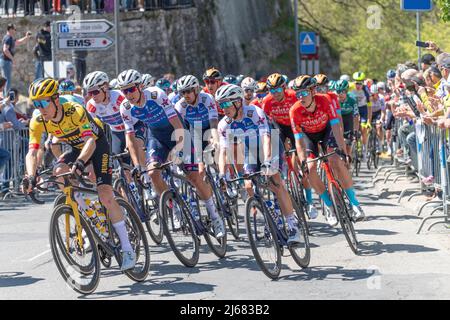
[109,78,118,89]
[141,74,154,88]
[340,74,351,82]
[377,81,386,90]
[240,77,258,91]
[177,75,200,92]
[83,71,109,91]
[370,84,378,94]
[117,69,142,88]
[215,84,244,103]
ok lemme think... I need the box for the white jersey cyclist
[86,90,128,132]
[175,91,218,130]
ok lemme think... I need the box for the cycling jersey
[327,91,341,115]
[370,95,385,113]
[169,91,181,105]
[250,98,263,109]
[349,85,370,107]
[203,82,227,116]
[86,90,131,132]
[120,88,178,135]
[290,94,339,135]
[262,89,298,127]
[60,94,84,105]
[29,101,104,150]
[340,96,359,116]
[175,92,218,131]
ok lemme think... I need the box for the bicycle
[351,130,362,177]
[156,161,227,267]
[306,150,359,254]
[227,171,310,280]
[111,150,163,245]
[203,146,241,240]
[366,122,380,170]
[27,170,150,294]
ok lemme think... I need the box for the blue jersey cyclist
[118,69,225,238]
[216,84,302,245]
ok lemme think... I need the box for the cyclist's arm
[367,104,373,124]
[25,148,39,178]
[218,124,228,176]
[209,119,219,147]
[125,133,141,167]
[331,121,346,154]
[77,136,96,164]
[50,136,63,159]
[169,116,185,152]
[26,116,45,177]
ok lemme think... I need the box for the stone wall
[0,0,298,94]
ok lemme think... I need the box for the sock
[286,214,298,230]
[320,191,333,207]
[113,220,133,252]
[304,188,313,205]
[204,197,219,220]
[345,188,360,206]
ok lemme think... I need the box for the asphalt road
[1,165,450,300]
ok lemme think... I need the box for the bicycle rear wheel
[113,197,151,282]
[160,190,200,267]
[49,204,100,295]
[245,197,281,280]
[225,196,240,240]
[289,197,311,268]
[329,184,359,254]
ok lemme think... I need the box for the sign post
[401,0,433,67]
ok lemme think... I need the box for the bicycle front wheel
[329,184,359,254]
[245,197,281,280]
[49,204,100,295]
[160,190,200,267]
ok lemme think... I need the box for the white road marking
[28,249,51,262]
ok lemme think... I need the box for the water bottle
[273,201,285,231]
[89,200,109,238]
[190,196,201,222]
[74,193,108,240]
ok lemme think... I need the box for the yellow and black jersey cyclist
[23,78,137,271]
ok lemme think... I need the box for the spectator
[420,53,435,71]
[0,76,12,194]
[24,0,35,15]
[34,21,52,80]
[72,50,88,86]
[0,24,33,96]
[40,0,51,14]
[0,88,28,130]
[436,55,450,99]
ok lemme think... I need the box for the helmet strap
[231,101,242,120]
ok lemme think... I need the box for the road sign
[401,0,432,11]
[58,36,114,50]
[56,19,114,34]
[300,32,317,55]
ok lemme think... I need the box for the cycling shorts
[303,124,338,158]
[58,135,112,186]
[342,113,354,142]
[372,110,382,123]
[358,105,368,123]
[384,111,395,130]
[273,122,295,149]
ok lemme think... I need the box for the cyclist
[334,79,359,157]
[224,74,238,85]
[251,81,268,108]
[350,71,371,161]
[141,74,154,89]
[314,74,343,130]
[156,78,172,96]
[58,79,84,105]
[118,70,225,238]
[241,77,258,106]
[23,78,136,271]
[368,83,386,153]
[109,78,119,90]
[203,67,228,120]
[168,80,181,105]
[216,84,302,245]
[290,75,365,226]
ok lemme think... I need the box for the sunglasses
[355,82,363,86]
[205,79,220,85]
[121,86,138,95]
[180,88,195,95]
[87,89,102,96]
[219,101,236,109]
[256,93,267,99]
[33,99,51,109]
[296,90,311,98]
[269,87,283,94]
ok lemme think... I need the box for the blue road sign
[401,0,432,11]
[59,23,69,33]
[300,32,316,55]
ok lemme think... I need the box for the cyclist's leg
[146,135,170,196]
[359,105,369,155]
[342,113,354,157]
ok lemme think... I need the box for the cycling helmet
[328,80,336,91]
[340,74,351,82]
[292,75,317,90]
[117,69,142,88]
[266,73,286,89]
[156,78,171,91]
[141,74,154,88]
[224,74,238,85]
[241,77,258,91]
[314,74,329,86]
[215,84,244,103]
[29,78,59,100]
[58,79,76,94]
[83,71,109,91]
[256,81,268,93]
[386,69,396,79]
[236,74,245,85]
[177,75,200,92]
[203,67,223,81]
[370,84,378,95]
[109,78,118,89]
[377,81,386,90]
[282,75,289,84]
[334,79,350,93]
[365,79,373,87]
[353,71,366,81]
